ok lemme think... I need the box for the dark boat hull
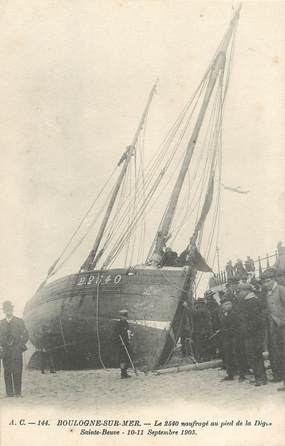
[24,267,191,371]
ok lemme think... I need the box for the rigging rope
[95,272,107,369]
[45,166,118,279]
[47,11,239,278]
[98,78,209,267]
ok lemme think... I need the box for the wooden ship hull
[23,267,191,371]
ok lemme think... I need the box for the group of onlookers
[226,256,256,280]
[182,267,285,390]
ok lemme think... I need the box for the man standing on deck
[113,309,133,379]
[262,268,285,391]
[0,301,29,397]
[161,247,178,267]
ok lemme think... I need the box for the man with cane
[113,309,135,379]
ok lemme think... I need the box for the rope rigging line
[44,165,118,279]
[193,76,224,227]
[98,165,129,258]
[137,129,147,263]
[144,78,211,259]
[95,272,107,370]
[95,21,236,272]
[123,157,134,267]
[102,168,168,268]
[170,17,238,248]
[106,134,199,268]
[170,72,224,245]
[67,63,211,271]
[133,119,148,265]
[51,181,120,276]
[128,51,221,264]
[98,77,210,266]
[130,144,138,265]
[194,27,237,290]
[200,18,235,266]
[203,36,234,264]
[195,94,223,289]
[47,12,239,278]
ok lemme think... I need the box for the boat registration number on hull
[76,274,122,287]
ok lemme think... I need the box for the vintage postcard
[0,1,284,445]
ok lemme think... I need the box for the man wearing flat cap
[0,301,29,397]
[262,268,285,391]
[113,309,133,379]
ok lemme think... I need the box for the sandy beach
[1,363,284,446]
[1,363,284,410]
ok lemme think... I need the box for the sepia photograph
[0,1,284,445]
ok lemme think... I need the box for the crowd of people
[226,256,256,279]
[209,256,257,288]
[181,267,285,390]
[0,266,284,395]
[113,265,285,391]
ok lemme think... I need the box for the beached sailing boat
[24,7,241,371]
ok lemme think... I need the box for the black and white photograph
[0,1,284,445]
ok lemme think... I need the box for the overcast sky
[0,0,284,315]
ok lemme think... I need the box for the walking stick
[119,335,138,376]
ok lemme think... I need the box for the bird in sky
[222,184,249,194]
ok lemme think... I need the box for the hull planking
[24,267,191,371]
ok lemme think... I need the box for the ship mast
[150,7,241,264]
[80,80,158,271]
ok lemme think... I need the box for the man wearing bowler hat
[0,301,29,397]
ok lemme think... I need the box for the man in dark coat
[225,277,240,300]
[238,283,267,386]
[234,259,247,280]
[205,290,221,358]
[225,260,234,281]
[192,298,213,361]
[180,301,193,358]
[40,324,56,374]
[0,301,29,397]
[262,268,285,391]
[244,256,255,273]
[219,297,237,380]
[113,309,133,379]
[161,247,178,267]
[205,291,220,331]
[231,288,250,381]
